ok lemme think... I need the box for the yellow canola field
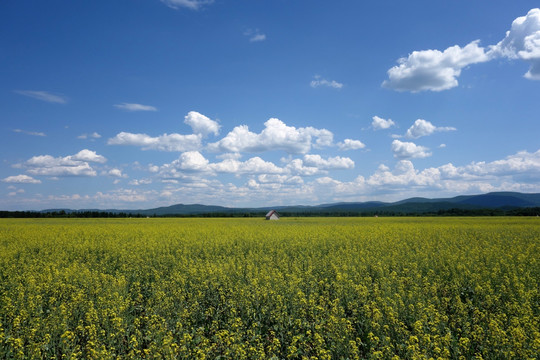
[0,217,539,359]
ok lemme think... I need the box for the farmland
[0,217,539,359]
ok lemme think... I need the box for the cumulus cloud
[2,174,41,184]
[372,116,396,130]
[337,139,366,150]
[366,160,440,187]
[383,40,489,92]
[460,149,540,177]
[108,168,127,178]
[310,75,343,89]
[114,103,157,112]
[14,90,67,104]
[391,140,432,159]
[212,157,284,175]
[108,132,201,152]
[156,150,355,181]
[71,149,107,163]
[173,151,210,171]
[184,111,220,136]
[404,119,456,139]
[490,8,540,80]
[303,154,355,170]
[160,0,213,10]
[17,148,539,209]
[383,9,540,91]
[159,152,285,177]
[20,149,107,177]
[285,159,322,176]
[208,118,333,154]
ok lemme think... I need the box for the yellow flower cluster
[0,217,538,359]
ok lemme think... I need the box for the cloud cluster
[107,113,363,158]
[383,8,540,91]
[17,150,106,177]
[87,149,540,209]
[157,151,354,179]
[9,147,539,210]
[108,132,202,152]
[208,118,333,154]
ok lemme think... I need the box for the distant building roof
[265,210,280,220]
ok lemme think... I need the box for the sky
[1,1,540,210]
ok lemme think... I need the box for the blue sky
[1,0,540,210]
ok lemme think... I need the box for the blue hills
[36,191,540,216]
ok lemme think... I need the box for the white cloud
[490,8,540,80]
[365,160,441,187]
[257,174,303,185]
[14,149,539,210]
[208,118,333,154]
[372,116,395,130]
[404,119,456,139]
[159,152,285,177]
[2,175,41,184]
[211,157,285,175]
[244,29,266,42]
[461,149,540,177]
[174,151,210,171]
[156,151,356,180]
[71,149,107,163]
[391,140,432,159]
[21,149,107,177]
[108,168,127,178]
[13,129,46,137]
[78,132,101,140]
[14,90,68,104]
[129,179,153,186]
[384,9,540,91]
[108,132,202,152]
[310,75,343,89]
[184,111,220,136]
[303,154,355,170]
[383,40,489,92]
[285,159,322,176]
[161,0,213,10]
[337,139,366,151]
[114,103,157,112]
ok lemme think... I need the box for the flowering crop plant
[0,217,539,359]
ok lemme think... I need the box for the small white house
[265,210,280,220]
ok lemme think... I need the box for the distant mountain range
[39,192,540,216]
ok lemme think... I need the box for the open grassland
[0,217,539,359]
